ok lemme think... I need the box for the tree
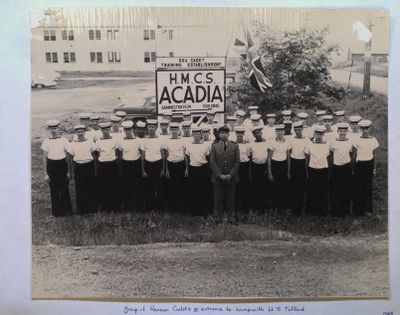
[228,25,346,114]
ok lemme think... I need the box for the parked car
[31,71,61,89]
[113,96,157,122]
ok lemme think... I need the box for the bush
[228,26,346,113]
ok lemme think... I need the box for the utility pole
[363,16,373,99]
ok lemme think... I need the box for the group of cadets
[42,106,379,221]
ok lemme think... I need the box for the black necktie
[223,142,227,151]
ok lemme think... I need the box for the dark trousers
[353,159,374,215]
[331,163,352,217]
[189,164,210,216]
[307,167,328,216]
[97,160,120,213]
[73,161,97,214]
[271,160,288,211]
[166,160,186,213]
[47,158,72,217]
[290,158,306,215]
[121,159,141,212]
[213,183,236,220]
[236,162,251,214]
[144,160,163,212]
[251,162,268,213]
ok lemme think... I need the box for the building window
[63,52,76,63]
[90,52,103,63]
[168,29,174,40]
[89,29,101,40]
[45,52,58,63]
[144,52,156,63]
[169,52,174,57]
[151,52,156,62]
[61,30,74,41]
[107,29,119,40]
[44,29,56,41]
[144,29,155,40]
[108,52,121,63]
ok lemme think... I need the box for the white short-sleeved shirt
[249,141,269,164]
[290,136,309,160]
[305,141,330,169]
[164,138,186,163]
[185,142,211,167]
[95,137,118,162]
[269,139,291,161]
[238,142,251,162]
[353,136,379,161]
[140,137,164,162]
[330,138,353,165]
[118,137,142,161]
[41,137,70,160]
[67,139,95,163]
[263,126,276,140]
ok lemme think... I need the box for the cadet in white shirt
[68,124,97,214]
[263,113,276,140]
[235,126,252,217]
[247,114,263,142]
[267,124,292,212]
[73,113,93,142]
[110,115,123,142]
[310,109,326,139]
[140,119,166,212]
[330,123,353,217]
[158,119,171,138]
[248,125,269,213]
[41,120,72,217]
[243,105,259,130]
[95,122,120,213]
[289,121,309,215]
[352,119,379,216]
[118,121,142,212]
[348,115,362,142]
[164,122,187,213]
[305,125,330,216]
[202,126,214,142]
[332,110,349,133]
[297,112,311,138]
[185,126,212,216]
[322,115,335,144]
[88,115,102,142]
[181,121,193,145]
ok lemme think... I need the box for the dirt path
[32,236,388,299]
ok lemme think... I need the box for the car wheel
[35,84,45,89]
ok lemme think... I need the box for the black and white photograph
[31,7,389,299]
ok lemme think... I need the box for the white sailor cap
[192,126,202,133]
[183,112,191,117]
[79,113,90,120]
[335,110,345,116]
[159,119,169,125]
[316,110,327,116]
[236,110,246,117]
[46,119,60,127]
[266,113,276,118]
[283,120,292,125]
[349,115,362,123]
[181,121,192,127]
[90,115,100,121]
[146,119,158,126]
[99,122,111,129]
[110,116,122,122]
[250,114,261,121]
[121,121,134,129]
[336,122,349,130]
[293,121,303,128]
[358,119,372,128]
[275,124,285,130]
[136,121,146,128]
[169,122,180,129]
[248,105,258,111]
[322,115,334,121]
[74,124,86,131]
[282,110,292,116]
[202,126,211,132]
[297,112,309,119]
[234,126,246,132]
[315,125,326,133]
[115,111,127,118]
[251,125,263,132]
[226,115,237,121]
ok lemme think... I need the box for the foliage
[228,25,346,113]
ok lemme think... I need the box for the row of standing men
[41,106,379,221]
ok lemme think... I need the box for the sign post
[155,57,226,116]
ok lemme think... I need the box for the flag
[234,28,272,92]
